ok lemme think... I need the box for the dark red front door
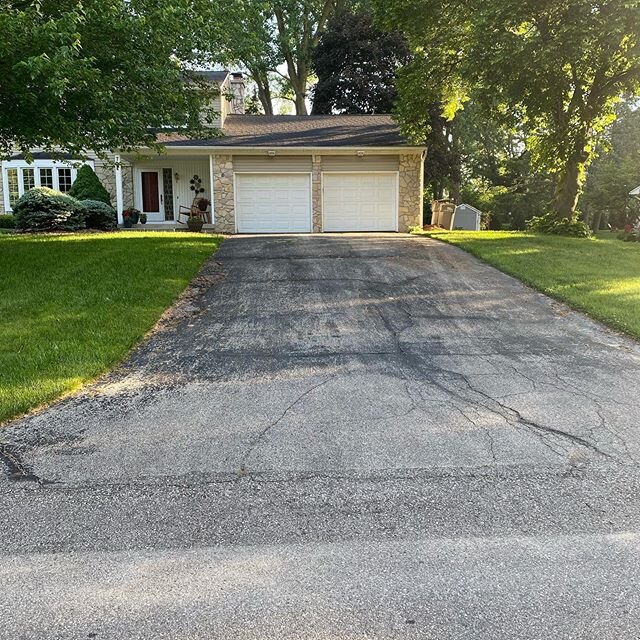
[141,171,160,213]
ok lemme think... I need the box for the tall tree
[0,0,217,158]
[205,0,340,115]
[273,0,338,114]
[375,0,640,219]
[205,0,278,115]
[311,9,410,114]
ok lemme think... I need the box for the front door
[139,170,164,222]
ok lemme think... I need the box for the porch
[115,154,216,227]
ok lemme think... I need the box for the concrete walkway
[2,234,640,639]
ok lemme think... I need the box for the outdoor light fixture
[174,172,180,181]
[356,150,365,157]
[267,150,276,157]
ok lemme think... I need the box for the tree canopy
[1,0,217,159]
[375,0,640,219]
[311,8,410,114]
[206,0,340,115]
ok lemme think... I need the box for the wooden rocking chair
[178,196,211,224]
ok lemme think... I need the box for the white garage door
[323,173,398,232]
[236,173,311,233]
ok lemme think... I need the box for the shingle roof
[159,114,414,148]
[194,70,229,83]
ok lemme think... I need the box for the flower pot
[123,218,134,228]
[187,218,204,233]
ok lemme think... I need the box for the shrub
[0,214,15,229]
[13,187,85,232]
[69,165,112,205]
[81,199,117,230]
[526,214,592,237]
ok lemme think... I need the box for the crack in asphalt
[239,378,331,473]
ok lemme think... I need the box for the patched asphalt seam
[0,443,49,484]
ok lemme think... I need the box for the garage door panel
[323,173,397,232]
[236,174,311,233]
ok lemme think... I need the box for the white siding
[321,155,399,172]
[233,155,313,173]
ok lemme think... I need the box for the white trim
[320,171,400,233]
[134,167,165,221]
[130,146,426,157]
[114,154,124,224]
[209,154,216,223]
[233,171,313,234]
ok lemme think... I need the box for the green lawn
[0,231,222,424]
[413,230,640,340]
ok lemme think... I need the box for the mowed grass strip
[0,231,222,424]
[414,230,640,340]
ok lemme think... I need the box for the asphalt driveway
[2,234,640,638]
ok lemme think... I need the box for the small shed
[453,204,481,231]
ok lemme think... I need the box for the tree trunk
[293,91,308,115]
[591,209,604,232]
[250,67,273,115]
[258,83,274,116]
[287,66,308,115]
[552,133,589,220]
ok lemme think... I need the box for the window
[2,159,91,211]
[22,168,35,192]
[57,168,72,193]
[7,169,19,207]
[39,168,53,189]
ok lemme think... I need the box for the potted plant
[140,213,148,225]
[187,215,204,232]
[122,207,141,228]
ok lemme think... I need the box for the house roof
[158,114,415,148]
[9,152,80,161]
[194,70,229,84]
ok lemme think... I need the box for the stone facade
[398,153,424,232]
[311,155,322,232]
[94,155,134,209]
[212,154,235,233]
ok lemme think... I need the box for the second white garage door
[236,173,311,233]
[323,173,398,232]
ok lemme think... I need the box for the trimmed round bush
[69,165,112,205]
[0,214,15,229]
[13,187,86,232]
[81,199,117,230]
[526,214,592,237]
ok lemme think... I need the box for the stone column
[398,153,424,232]
[312,154,322,232]
[212,154,235,234]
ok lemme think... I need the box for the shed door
[236,173,312,233]
[323,173,398,232]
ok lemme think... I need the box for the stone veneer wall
[398,153,424,232]
[94,155,134,209]
[312,155,322,232]
[212,154,235,233]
